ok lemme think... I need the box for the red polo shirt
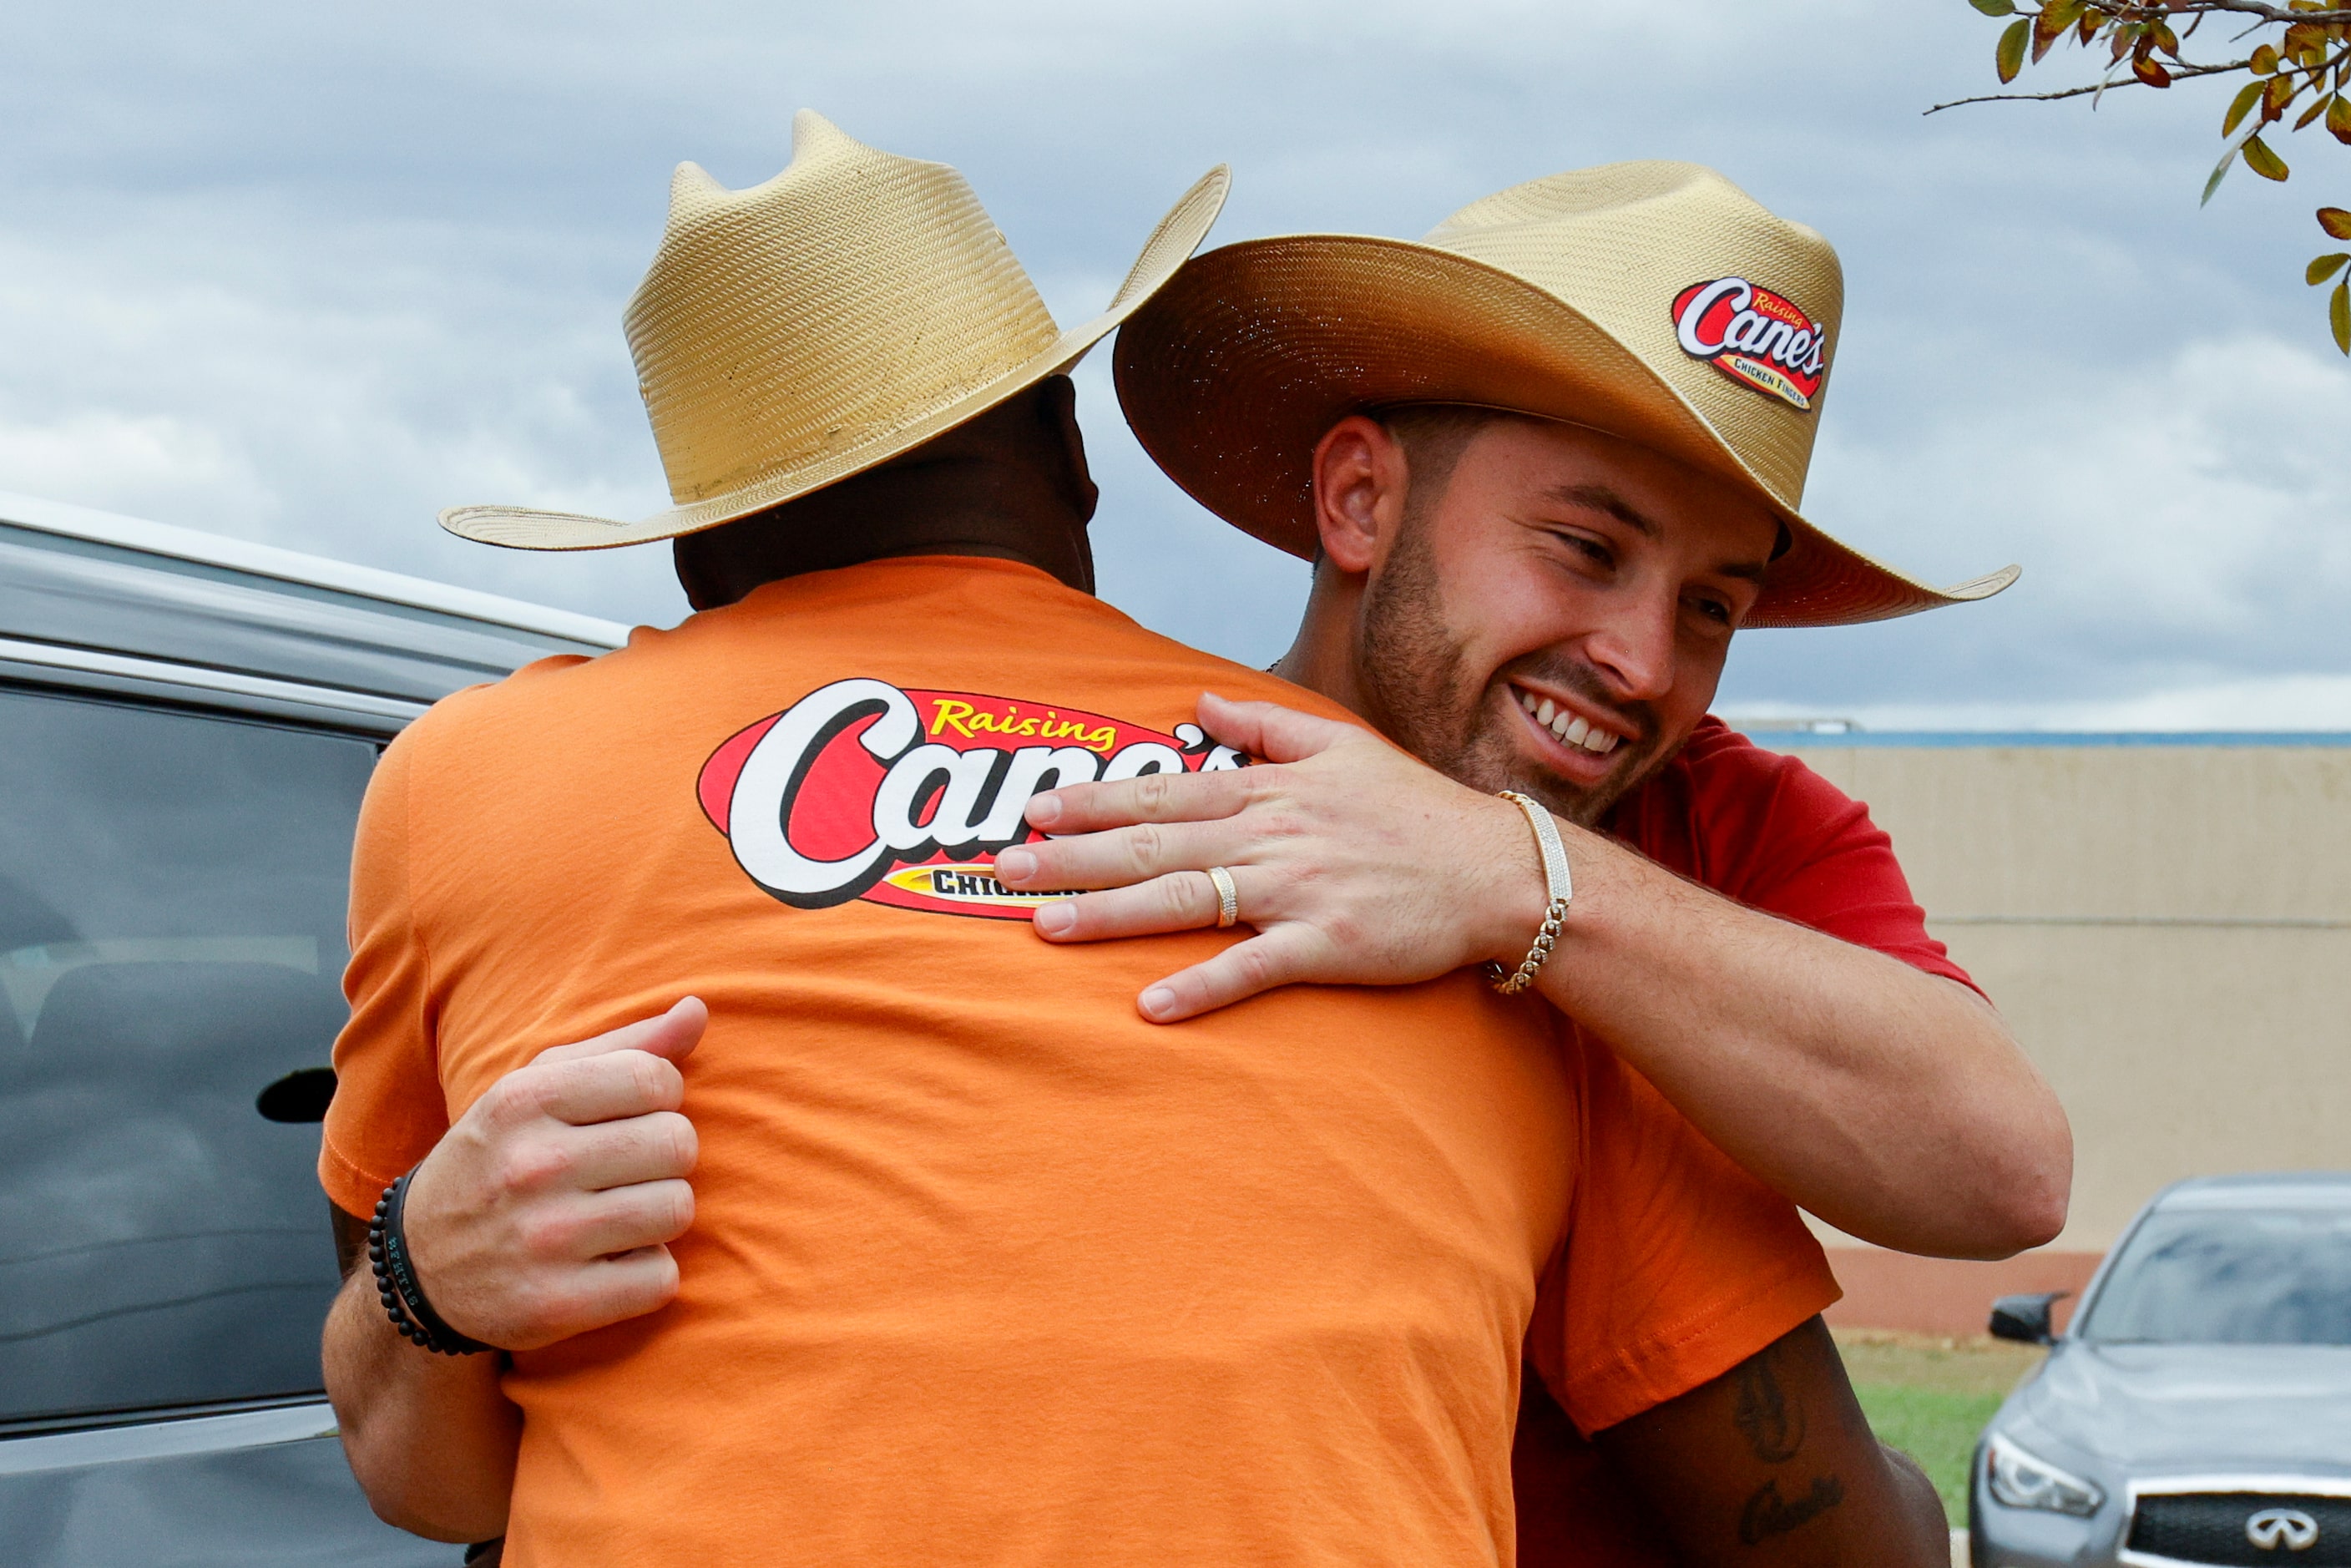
[1514,717,1977,1566]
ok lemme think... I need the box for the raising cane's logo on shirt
[1671,277,1831,412]
[696,678,1246,919]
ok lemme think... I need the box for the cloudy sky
[3,0,2345,729]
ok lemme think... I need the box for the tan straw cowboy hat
[443,111,1229,551]
[1114,161,2017,628]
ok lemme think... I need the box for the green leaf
[2243,134,2290,181]
[2321,206,2351,240]
[1997,18,2030,83]
[2252,43,2279,75]
[2294,92,2330,131]
[2202,146,2238,205]
[1968,0,2015,14]
[2329,93,2351,144]
[2308,252,2351,285]
[2224,78,2265,135]
[2332,278,2350,356]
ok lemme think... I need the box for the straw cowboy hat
[1113,162,2017,628]
[443,111,1228,550]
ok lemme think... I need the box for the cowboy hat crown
[444,111,1227,551]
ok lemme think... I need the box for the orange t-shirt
[322,556,1834,1568]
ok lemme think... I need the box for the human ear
[1035,375,1100,525]
[1308,415,1404,575]
[673,534,731,611]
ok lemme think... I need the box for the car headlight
[1984,1432,2105,1516]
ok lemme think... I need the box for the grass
[1833,1329,2048,1519]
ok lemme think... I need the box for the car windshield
[2078,1204,2351,1346]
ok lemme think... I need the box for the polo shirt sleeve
[1524,1031,1841,1436]
[318,725,453,1221]
[1681,725,1981,996]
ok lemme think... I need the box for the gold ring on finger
[1206,865,1240,929]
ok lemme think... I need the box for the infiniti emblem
[2246,1506,2320,1552]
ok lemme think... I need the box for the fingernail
[1035,902,1074,938]
[995,846,1036,883]
[1140,987,1177,1021]
[1026,793,1063,827]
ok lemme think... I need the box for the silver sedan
[1969,1171,2351,1567]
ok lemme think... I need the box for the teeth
[1517,686,1621,757]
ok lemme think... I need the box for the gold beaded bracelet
[1487,790,1574,995]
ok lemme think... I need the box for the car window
[0,686,373,1428]
[2079,1205,2351,1346]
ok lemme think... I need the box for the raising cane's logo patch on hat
[1671,276,1831,412]
[696,678,1246,919]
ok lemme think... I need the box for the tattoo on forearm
[1737,1476,1845,1545]
[1732,1349,1806,1463]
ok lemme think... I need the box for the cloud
[0,412,252,521]
[1722,330,2351,721]
[0,0,2340,720]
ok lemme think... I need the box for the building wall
[1777,737,2351,1334]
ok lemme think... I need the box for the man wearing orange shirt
[321,118,2038,1567]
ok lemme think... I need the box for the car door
[0,680,455,1565]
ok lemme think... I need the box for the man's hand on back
[999,693,1534,1021]
[405,997,707,1349]
[324,998,706,1541]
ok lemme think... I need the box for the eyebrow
[1544,482,1772,585]
[1545,483,1659,539]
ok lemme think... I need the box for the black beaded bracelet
[369,1170,492,1357]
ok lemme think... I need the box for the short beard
[1356,508,1676,828]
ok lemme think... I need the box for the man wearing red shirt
[1512,718,1990,1565]
[993,164,2070,1560]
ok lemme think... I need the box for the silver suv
[0,491,622,1565]
[1970,1171,2351,1567]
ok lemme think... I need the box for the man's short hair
[1378,404,1499,518]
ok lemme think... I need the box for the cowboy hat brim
[1112,234,2016,629]
[441,164,1231,553]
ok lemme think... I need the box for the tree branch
[1925,58,2252,115]
[2092,2,2351,23]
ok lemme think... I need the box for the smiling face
[1305,409,1781,825]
